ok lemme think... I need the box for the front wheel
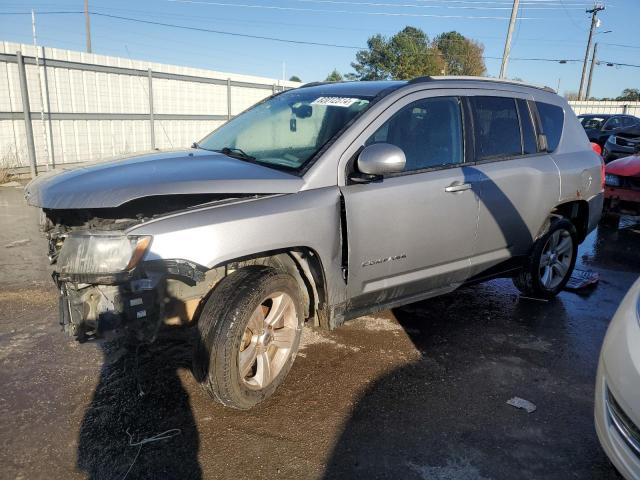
[513,218,577,299]
[193,266,304,410]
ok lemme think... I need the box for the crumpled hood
[606,154,640,178]
[25,150,305,209]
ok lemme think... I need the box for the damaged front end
[54,232,159,342]
[42,196,224,343]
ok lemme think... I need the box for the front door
[340,95,479,313]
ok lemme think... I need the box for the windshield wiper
[216,147,256,161]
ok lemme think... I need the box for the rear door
[465,95,561,278]
[340,93,479,312]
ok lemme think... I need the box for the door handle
[444,182,472,193]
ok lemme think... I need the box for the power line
[599,60,640,68]
[166,0,541,19]
[89,12,364,48]
[0,11,83,14]
[600,43,640,50]
[3,9,636,70]
[290,0,588,10]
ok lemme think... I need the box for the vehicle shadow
[324,166,614,479]
[76,279,203,479]
[323,284,619,480]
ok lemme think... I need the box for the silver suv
[26,77,604,409]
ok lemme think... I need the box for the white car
[595,276,640,479]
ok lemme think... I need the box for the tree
[289,75,302,82]
[325,69,343,82]
[349,27,444,80]
[434,31,486,76]
[616,88,640,101]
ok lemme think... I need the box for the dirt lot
[1,184,638,480]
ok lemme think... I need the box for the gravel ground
[1,184,637,480]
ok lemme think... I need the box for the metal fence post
[148,68,156,149]
[16,51,37,178]
[41,46,55,169]
[227,78,232,121]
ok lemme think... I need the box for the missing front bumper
[57,278,162,342]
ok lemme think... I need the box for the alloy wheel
[539,229,573,290]
[238,292,298,390]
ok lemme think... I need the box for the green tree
[616,88,640,101]
[349,27,444,80]
[325,69,343,82]
[434,31,486,76]
[288,75,302,82]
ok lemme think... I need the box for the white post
[32,10,52,170]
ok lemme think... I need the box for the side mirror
[356,143,406,179]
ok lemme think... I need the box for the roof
[297,80,406,97]
[296,76,557,98]
[577,113,613,118]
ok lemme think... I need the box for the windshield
[198,90,371,171]
[580,116,606,129]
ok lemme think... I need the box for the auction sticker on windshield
[311,97,359,108]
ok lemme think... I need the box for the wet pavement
[1,183,638,480]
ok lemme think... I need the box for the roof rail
[299,81,333,89]
[408,75,556,94]
[408,76,435,84]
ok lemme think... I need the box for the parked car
[602,153,640,228]
[592,142,603,156]
[25,77,604,409]
[579,114,640,148]
[595,276,640,480]
[603,125,640,163]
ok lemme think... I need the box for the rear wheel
[513,218,577,298]
[193,266,304,409]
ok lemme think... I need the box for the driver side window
[604,117,621,130]
[365,96,464,172]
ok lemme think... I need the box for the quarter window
[535,102,564,152]
[365,97,463,172]
[469,96,522,160]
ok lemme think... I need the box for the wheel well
[552,200,589,242]
[216,248,328,328]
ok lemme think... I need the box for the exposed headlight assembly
[605,173,621,187]
[57,234,152,277]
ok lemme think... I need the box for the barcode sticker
[311,97,358,108]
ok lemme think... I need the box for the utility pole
[499,0,520,79]
[578,3,604,100]
[585,42,599,100]
[84,0,92,53]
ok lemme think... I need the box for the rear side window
[516,99,538,154]
[535,102,564,152]
[469,96,522,160]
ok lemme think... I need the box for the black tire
[513,218,578,299]
[193,266,304,410]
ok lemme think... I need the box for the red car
[602,153,640,227]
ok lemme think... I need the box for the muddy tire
[512,218,577,299]
[193,266,304,410]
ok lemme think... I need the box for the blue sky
[1,0,638,98]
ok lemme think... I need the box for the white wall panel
[0,42,297,169]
